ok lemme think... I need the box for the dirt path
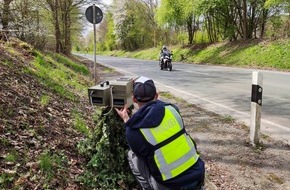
[159,94,290,190]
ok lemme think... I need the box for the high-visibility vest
[140,105,199,181]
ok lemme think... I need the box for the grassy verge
[24,51,92,101]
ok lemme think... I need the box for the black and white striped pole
[250,71,263,146]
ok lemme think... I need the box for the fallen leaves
[0,43,90,189]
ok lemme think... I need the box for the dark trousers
[127,150,170,190]
[127,150,205,190]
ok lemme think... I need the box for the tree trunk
[187,15,194,44]
[45,0,86,53]
[260,8,268,38]
[49,0,62,53]
[242,0,248,40]
[229,6,238,40]
[62,0,70,54]
[1,0,13,29]
[207,14,214,42]
[286,13,290,38]
[248,0,257,39]
[212,14,218,41]
[0,0,13,40]
[55,2,62,53]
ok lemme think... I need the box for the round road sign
[85,5,103,24]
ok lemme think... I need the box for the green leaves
[77,108,136,189]
[264,0,285,8]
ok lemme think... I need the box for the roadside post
[85,4,103,84]
[250,71,263,146]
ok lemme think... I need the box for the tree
[265,0,290,38]
[42,0,90,54]
[43,0,61,52]
[100,12,116,51]
[156,0,201,45]
[8,0,47,49]
[112,0,158,50]
[0,0,13,29]
[0,0,14,40]
[197,0,271,41]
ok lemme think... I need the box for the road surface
[79,54,290,144]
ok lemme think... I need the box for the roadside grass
[104,67,114,73]
[220,115,235,124]
[1,60,13,66]
[1,149,22,189]
[159,91,188,104]
[72,109,90,136]
[40,94,51,106]
[23,51,93,101]
[1,39,94,112]
[39,151,55,180]
[267,173,285,184]
[51,53,90,76]
[4,150,19,163]
[194,121,211,132]
[39,150,69,183]
[260,133,271,140]
[0,103,13,118]
[0,173,15,188]
[4,46,23,58]
[0,138,10,147]
[240,124,250,133]
[96,39,290,71]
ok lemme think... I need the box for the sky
[104,0,112,5]
[82,0,111,36]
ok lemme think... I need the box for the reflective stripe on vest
[140,105,199,181]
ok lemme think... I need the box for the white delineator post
[250,71,263,146]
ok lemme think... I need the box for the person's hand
[115,104,130,123]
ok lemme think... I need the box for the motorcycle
[159,51,173,71]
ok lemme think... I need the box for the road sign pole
[93,4,97,85]
[85,4,103,84]
[250,71,263,146]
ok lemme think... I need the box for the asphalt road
[79,54,290,144]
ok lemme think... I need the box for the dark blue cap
[133,76,156,102]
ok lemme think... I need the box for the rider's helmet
[162,45,167,50]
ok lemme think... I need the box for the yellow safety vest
[140,105,199,181]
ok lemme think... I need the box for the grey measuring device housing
[88,77,134,108]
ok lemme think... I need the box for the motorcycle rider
[160,45,169,54]
[160,45,171,68]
